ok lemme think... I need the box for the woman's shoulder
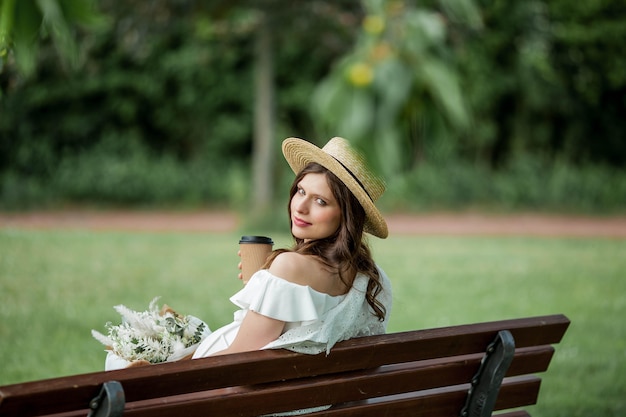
[268,251,322,288]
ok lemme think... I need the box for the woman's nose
[294,197,308,213]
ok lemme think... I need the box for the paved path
[1,210,625,237]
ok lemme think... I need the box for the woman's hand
[237,250,243,282]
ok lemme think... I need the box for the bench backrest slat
[310,376,540,417]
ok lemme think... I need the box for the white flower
[172,340,186,352]
[92,297,211,364]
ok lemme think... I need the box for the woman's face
[290,172,342,241]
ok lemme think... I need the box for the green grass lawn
[1,228,624,416]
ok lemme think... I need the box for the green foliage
[313,0,626,177]
[383,156,626,213]
[0,0,360,209]
[457,0,626,167]
[312,0,482,178]
[52,137,235,205]
[0,0,106,76]
[1,1,256,207]
[546,0,626,165]
[1,0,625,211]
[1,229,625,417]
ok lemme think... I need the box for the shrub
[384,156,626,213]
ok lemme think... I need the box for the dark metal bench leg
[460,330,515,417]
[88,381,125,417]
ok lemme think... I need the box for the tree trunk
[252,14,275,211]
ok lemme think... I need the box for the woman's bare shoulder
[268,252,319,287]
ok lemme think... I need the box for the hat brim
[282,138,388,238]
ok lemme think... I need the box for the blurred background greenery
[1,0,625,216]
[1,2,625,414]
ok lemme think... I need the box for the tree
[546,0,626,165]
[0,0,105,78]
[252,12,275,211]
[458,0,626,168]
[202,0,364,211]
[311,0,482,178]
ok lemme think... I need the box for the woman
[192,136,392,358]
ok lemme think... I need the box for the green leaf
[374,58,413,127]
[37,0,79,69]
[0,0,17,53]
[439,0,483,29]
[337,88,375,140]
[12,0,42,75]
[418,59,469,129]
[58,0,106,27]
[374,125,403,178]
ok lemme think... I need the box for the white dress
[192,266,392,416]
[192,266,392,358]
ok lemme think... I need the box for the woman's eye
[297,187,305,195]
[316,198,327,206]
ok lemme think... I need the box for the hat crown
[322,137,385,202]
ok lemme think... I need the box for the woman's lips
[293,216,311,227]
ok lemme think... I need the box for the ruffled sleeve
[262,266,393,355]
[229,270,344,323]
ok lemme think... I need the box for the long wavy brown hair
[264,162,386,321]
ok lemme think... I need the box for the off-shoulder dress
[192,266,392,357]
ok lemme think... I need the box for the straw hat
[282,137,388,238]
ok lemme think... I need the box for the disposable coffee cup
[239,236,274,284]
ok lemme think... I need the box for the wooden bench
[0,314,570,417]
